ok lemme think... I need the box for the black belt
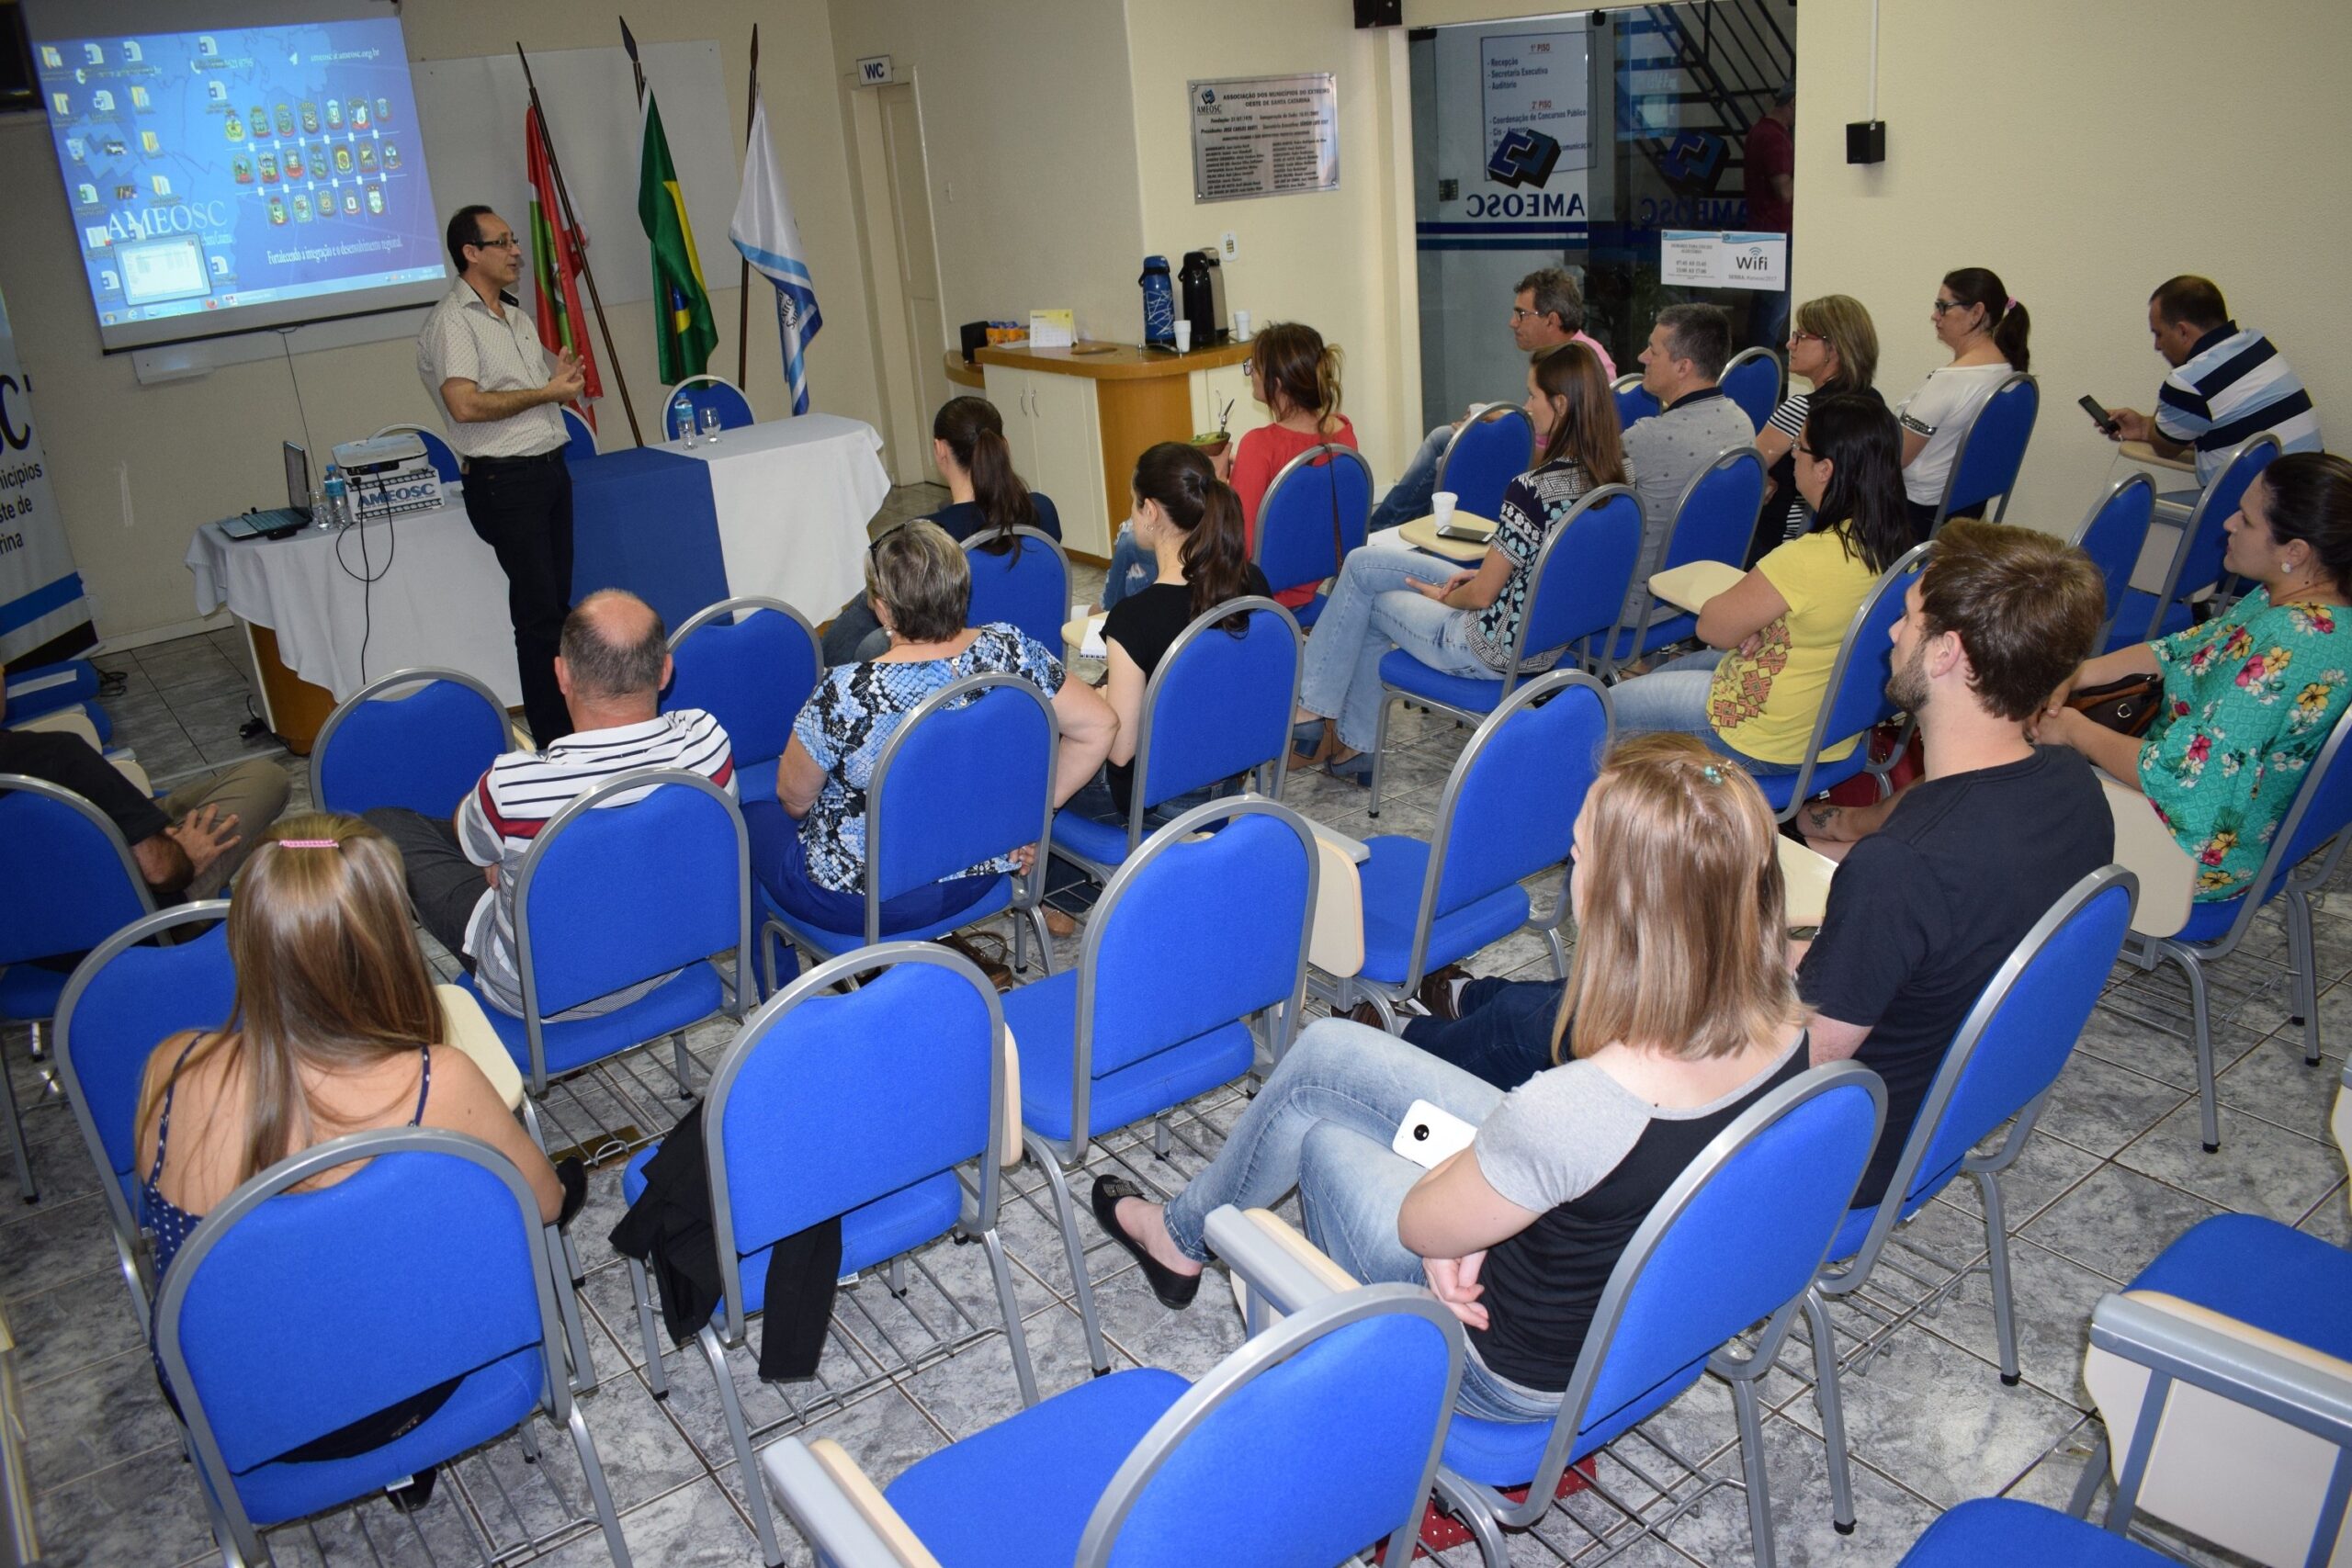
[463,446,567,473]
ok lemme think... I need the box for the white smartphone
[1391,1100,1478,1169]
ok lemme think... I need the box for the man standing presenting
[418,204,587,745]
[1366,268,1617,533]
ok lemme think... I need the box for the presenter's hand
[165,805,240,876]
[546,349,586,404]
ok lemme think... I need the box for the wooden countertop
[943,352,984,389]
[967,338,1253,381]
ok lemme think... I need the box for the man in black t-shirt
[0,729,287,906]
[1401,523,2115,1206]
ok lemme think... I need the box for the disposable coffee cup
[1233,310,1252,340]
[1432,491,1459,526]
[1173,320,1193,353]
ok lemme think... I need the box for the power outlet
[1219,231,1239,262]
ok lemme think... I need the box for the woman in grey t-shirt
[1093,735,1815,1420]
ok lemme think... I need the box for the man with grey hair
[1619,303,1755,631]
[1366,267,1617,533]
[365,588,736,1017]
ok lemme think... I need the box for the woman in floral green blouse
[2042,452,2352,900]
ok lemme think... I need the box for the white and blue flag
[729,87,821,415]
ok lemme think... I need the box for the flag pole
[516,43,643,446]
[736,24,758,389]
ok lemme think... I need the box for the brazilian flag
[637,95,717,383]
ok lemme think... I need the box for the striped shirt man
[2154,322,2324,485]
[456,709,736,1017]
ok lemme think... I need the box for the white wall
[1793,0,2352,535]
[1,0,879,647]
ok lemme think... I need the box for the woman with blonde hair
[1294,340,1629,784]
[1750,293,1883,562]
[1093,735,1812,1423]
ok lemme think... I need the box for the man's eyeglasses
[471,234,523,253]
[1510,307,1543,321]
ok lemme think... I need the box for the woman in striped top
[1747,295,1881,566]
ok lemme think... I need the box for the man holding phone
[2097,276,2323,487]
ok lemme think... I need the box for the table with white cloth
[185,414,888,750]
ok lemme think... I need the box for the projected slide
[33,17,445,347]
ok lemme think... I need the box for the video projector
[332,434,445,522]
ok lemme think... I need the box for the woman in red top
[1215,321,1359,611]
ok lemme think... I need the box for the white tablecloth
[186,414,888,706]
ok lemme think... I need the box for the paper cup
[1432,491,1458,525]
[1173,320,1193,353]
[1233,310,1252,340]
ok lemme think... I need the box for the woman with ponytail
[820,396,1063,664]
[1064,442,1273,829]
[1107,321,1359,612]
[1894,267,2031,538]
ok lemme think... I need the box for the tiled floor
[6,487,2347,1565]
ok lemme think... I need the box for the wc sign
[855,55,890,86]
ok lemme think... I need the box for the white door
[879,84,951,485]
[1026,372,1108,558]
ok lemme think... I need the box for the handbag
[2065,672,2164,739]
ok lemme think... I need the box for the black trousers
[363,807,484,969]
[464,451,574,745]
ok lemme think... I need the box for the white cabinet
[981,365,1109,558]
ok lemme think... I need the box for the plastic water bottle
[1138,255,1175,347]
[672,391,696,446]
[320,466,347,528]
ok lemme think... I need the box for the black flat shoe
[1090,1176,1201,1310]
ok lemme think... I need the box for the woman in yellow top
[1608,393,1912,773]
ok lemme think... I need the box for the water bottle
[1138,255,1175,348]
[320,466,347,528]
[672,391,696,446]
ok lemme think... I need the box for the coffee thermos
[1139,255,1176,347]
[1178,249,1227,347]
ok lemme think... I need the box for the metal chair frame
[2067,473,2159,650]
[310,666,512,816]
[1251,443,1374,598]
[1928,371,2040,534]
[1608,443,1770,673]
[1720,345,1784,433]
[670,374,757,432]
[2132,431,2282,641]
[1752,540,1932,823]
[1432,404,1536,513]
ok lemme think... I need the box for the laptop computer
[219,443,313,540]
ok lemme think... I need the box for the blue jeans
[1605,650,1801,776]
[1367,423,1455,534]
[1402,976,1564,1090]
[743,798,996,935]
[1160,1020,1560,1423]
[1102,525,1154,610]
[1300,545,1493,753]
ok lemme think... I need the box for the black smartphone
[2078,395,2120,435]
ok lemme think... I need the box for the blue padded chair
[1721,345,1782,434]
[1432,404,1533,527]
[1010,796,1317,1375]
[561,406,599,462]
[1928,371,2039,534]
[311,666,512,818]
[1605,444,1769,667]
[762,1219,1462,1568]
[760,673,1057,985]
[368,422,462,485]
[3,658,110,741]
[1747,540,1931,823]
[457,769,751,1100]
[2110,432,2280,646]
[1252,444,1372,626]
[2120,702,2352,1151]
[2070,1204,2352,1565]
[2069,474,2158,651]
[1322,671,1608,1031]
[1612,372,1659,429]
[1225,1063,1887,1568]
[1369,485,1639,818]
[963,526,1071,651]
[670,374,758,434]
[1807,869,2138,1527]
[0,773,157,1202]
[662,597,821,807]
[623,943,1034,1566]
[53,902,234,1324]
[153,1128,631,1567]
[1901,1498,2169,1567]
[1046,598,1301,884]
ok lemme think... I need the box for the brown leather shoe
[1416,964,1471,1021]
[1347,1000,1389,1030]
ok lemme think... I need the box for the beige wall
[1793,0,2352,535]
[825,0,1145,342]
[3,0,879,647]
[1124,0,1419,483]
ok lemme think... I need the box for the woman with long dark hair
[1894,266,2030,537]
[1609,392,1912,774]
[820,396,1063,664]
[1292,341,1629,784]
